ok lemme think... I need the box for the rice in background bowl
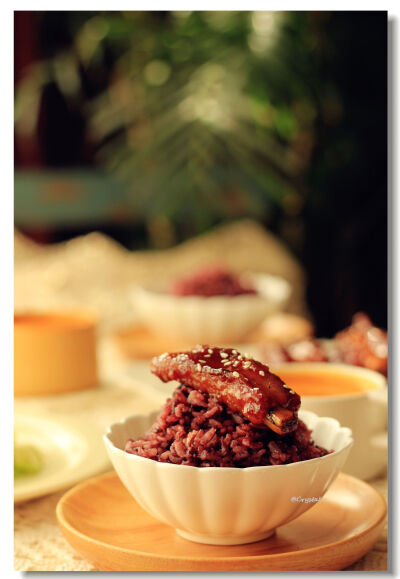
[132,272,292,343]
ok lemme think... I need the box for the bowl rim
[132,272,292,304]
[272,361,387,401]
[14,309,98,331]
[104,408,353,473]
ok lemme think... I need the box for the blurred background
[13,14,389,557]
[14,10,387,336]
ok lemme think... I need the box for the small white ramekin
[104,409,353,546]
[131,273,291,343]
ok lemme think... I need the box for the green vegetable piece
[14,445,43,477]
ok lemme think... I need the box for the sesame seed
[232,349,238,354]
[289,389,295,394]
[259,370,265,376]
[204,354,211,358]
[196,364,202,372]
[220,352,228,359]
[208,349,213,354]
[232,371,239,377]
[243,361,251,369]
[199,359,206,363]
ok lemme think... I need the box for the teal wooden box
[14,170,130,227]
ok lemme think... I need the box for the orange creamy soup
[276,371,377,397]
[14,313,94,330]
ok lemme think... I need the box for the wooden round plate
[56,471,386,571]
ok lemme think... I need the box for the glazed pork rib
[151,345,301,435]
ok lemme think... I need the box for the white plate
[14,414,110,503]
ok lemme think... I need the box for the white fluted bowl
[131,273,291,343]
[104,409,353,545]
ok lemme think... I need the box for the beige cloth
[14,220,309,333]
[14,222,387,571]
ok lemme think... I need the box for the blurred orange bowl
[14,311,98,397]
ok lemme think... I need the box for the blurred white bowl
[104,409,352,546]
[272,362,387,481]
[132,273,291,343]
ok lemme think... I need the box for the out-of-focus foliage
[15,11,329,243]
[14,11,388,333]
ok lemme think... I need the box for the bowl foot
[176,528,275,546]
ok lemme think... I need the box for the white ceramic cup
[273,363,387,481]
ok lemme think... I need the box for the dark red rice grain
[125,384,330,467]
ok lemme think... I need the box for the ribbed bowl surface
[104,409,353,545]
[132,273,291,342]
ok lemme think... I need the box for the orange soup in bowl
[276,370,377,397]
[271,362,387,480]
